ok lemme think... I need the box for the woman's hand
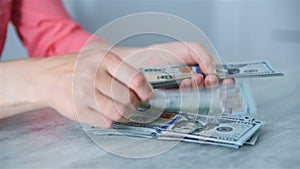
[111,41,235,89]
[34,45,153,128]
[0,41,233,128]
[0,43,152,128]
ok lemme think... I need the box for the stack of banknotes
[86,61,283,148]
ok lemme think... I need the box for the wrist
[0,59,43,105]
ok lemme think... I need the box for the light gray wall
[1,0,299,66]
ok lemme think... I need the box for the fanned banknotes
[86,60,282,148]
[87,115,264,149]
[140,60,283,88]
[87,82,265,148]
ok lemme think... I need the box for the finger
[180,79,192,89]
[95,72,140,109]
[187,43,216,75]
[222,78,235,84]
[78,107,113,128]
[191,74,205,89]
[103,53,152,102]
[95,90,130,122]
[204,74,219,88]
[121,71,152,102]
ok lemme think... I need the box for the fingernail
[208,78,214,85]
[207,75,218,87]
[180,83,188,89]
[194,77,202,86]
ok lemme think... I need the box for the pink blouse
[0,0,103,58]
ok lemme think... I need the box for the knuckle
[130,72,147,89]
[104,53,124,76]
[107,52,121,65]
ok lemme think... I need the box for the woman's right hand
[30,44,152,128]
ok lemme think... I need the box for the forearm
[0,59,47,119]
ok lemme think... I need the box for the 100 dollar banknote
[86,114,264,148]
[140,60,283,88]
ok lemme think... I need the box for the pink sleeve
[11,0,104,58]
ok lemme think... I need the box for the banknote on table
[157,114,264,147]
[86,81,264,148]
[157,130,261,148]
[87,115,265,148]
[140,60,283,88]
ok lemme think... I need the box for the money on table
[86,82,264,148]
[87,60,283,148]
[87,114,264,149]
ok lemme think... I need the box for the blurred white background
[2,0,299,68]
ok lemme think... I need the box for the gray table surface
[1,58,300,169]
